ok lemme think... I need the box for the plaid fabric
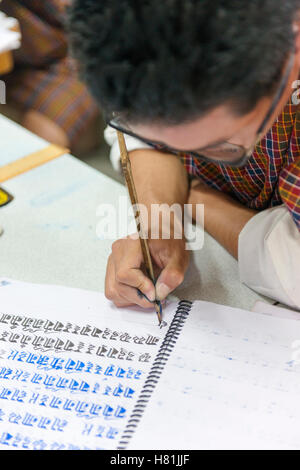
[180,95,300,231]
[1,0,99,146]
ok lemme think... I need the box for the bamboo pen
[116,131,163,326]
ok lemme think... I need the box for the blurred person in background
[0,0,101,154]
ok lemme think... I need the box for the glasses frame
[108,52,295,168]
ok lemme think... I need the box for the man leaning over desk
[68,0,300,310]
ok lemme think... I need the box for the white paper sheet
[2,279,300,450]
[129,300,300,450]
[252,300,300,320]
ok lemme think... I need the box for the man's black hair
[67,0,298,125]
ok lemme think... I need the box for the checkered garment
[1,0,99,147]
[179,94,300,231]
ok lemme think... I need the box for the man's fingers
[112,238,156,301]
[105,255,133,307]
[105,252,155,309]
[155,251,189,301]
[105,235,189,307]
[156,267,184,300]
[117,282,155,309]
[115,268,156,302]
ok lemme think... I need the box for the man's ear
[293,16,300,67]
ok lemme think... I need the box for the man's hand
[105,235,189,308]
[105,147,190,309]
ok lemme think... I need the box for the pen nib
[155,300,163,327]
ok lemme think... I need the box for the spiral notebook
[0,279,300,450]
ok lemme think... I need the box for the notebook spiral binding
[117,300,193,449]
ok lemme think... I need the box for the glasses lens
[195,142,245,161]
[109,119,249,164]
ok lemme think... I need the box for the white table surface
[0,115,268,311]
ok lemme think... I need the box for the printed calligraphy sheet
[0,279,174,450]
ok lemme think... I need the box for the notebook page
[0,279,175,450]
[129,300,300,450]
[252,300,300,319]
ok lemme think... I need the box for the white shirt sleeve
[238,205,300,310]
[104,126,152,173]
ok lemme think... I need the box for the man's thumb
[155,262,185,301]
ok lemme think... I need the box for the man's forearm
[130,149,189,205]
[130,149,189,234]
[189,182,257,259]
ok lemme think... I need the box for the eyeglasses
[107,52,294,168]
